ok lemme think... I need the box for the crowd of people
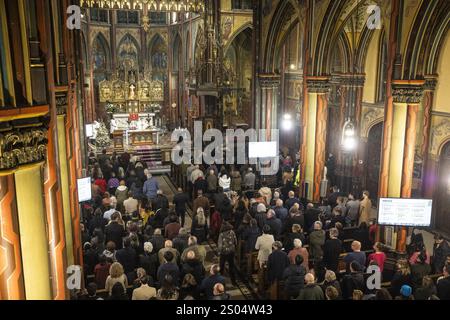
[77,150,450,300]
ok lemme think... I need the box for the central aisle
[155,175,256,300]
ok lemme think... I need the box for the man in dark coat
[283,255,306,299]
[104,212,127,250]
[116,237,137,275]
[201,264,226,300]
[152,190,169,212]
[149,229,165,253]
[341,261,366,300]
[173,228,190,254]
[173,188,190,227]
[285,191,301,211]
[267,242,290,285]
[433,234,450,274]
[304,203,321,232]
[323,228,343,272]
[194,176,208,197]
[157,251,180,286]
[265,209,282,240]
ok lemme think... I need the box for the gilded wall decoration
[392,84,424,104]
[0,128,48,171]
[222,16,233,42]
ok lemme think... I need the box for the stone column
[384,81,424,252]
[15,164,52,300]
[300,77,330,202]
[258,74,281,137]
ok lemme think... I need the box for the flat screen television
[378,198,433,227]
[77,177,92,203]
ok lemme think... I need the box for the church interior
[1,0,450,301]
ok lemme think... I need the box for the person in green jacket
[297,273,325,300]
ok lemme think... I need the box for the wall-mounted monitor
[77,177,92,203]
[378,198,433,227]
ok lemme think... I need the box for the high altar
[99,64,165,149]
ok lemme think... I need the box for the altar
[127,129,160,146]
[111,113,162,149]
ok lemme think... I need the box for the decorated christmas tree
[95,122,111,148]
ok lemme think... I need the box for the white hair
[294,238,303,249]
[305,273,315,284]
[144,242,153,253]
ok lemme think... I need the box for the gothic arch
[328,32,352,74]
[312,0,348,75]
[116,33,140,69]
[355,25,377,73]
[117,33,140,52]
[264,0,300,72]
[403,0,450,78]
[224,23,253,53]
[91,32,111,72]
[148,33,168,81]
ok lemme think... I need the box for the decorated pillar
[56,91,75,268]
[36,0,68,300]
[0,174,25,300]
[421,76,438,198]
[15,164,52,300]
[380,81,424,252]
[300,77,330,202]
[258,74,281,137]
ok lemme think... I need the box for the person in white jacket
[255,225,275,268]
[219,174,231,191]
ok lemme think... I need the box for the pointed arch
[117,33,140,52]
[224,23,253,53]
[117,33,140,69]
[148,33,168,81]
[312,0,348,75]
[403,0,450,78]
[92,32,111,73]
[264,0,300,72]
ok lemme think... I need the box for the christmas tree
[95,122,111,148]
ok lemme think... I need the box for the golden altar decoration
[99,73,164,105]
